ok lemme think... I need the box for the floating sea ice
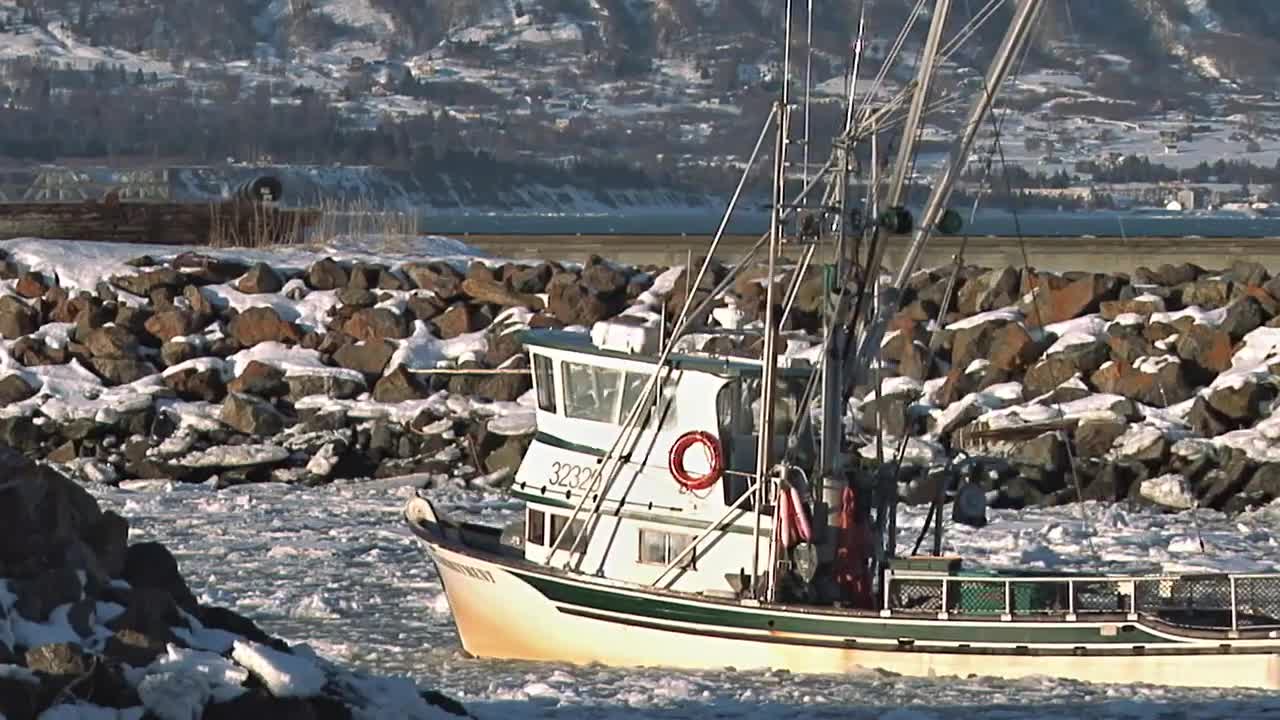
[32,703,145,720]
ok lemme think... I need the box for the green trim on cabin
[507,569,1174,647]
[533,431,608,458]
[521,329,813,379]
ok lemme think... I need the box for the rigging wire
[977,21,1107,561]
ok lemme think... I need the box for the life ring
[668,431,723,492]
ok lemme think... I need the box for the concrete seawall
[461,234,1280,273]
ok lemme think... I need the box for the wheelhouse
[509,327,814,596]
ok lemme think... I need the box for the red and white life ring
[668,431,723,492]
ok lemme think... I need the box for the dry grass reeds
[209,198,421,251]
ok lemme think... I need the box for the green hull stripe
[509,569,1171,646]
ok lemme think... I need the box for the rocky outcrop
[0,449,468,719]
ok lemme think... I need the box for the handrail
[883,569,1280,630]
[888,570,1280,584]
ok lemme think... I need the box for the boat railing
[884,570,1280,633]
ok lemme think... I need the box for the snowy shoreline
[0,235,1277,515]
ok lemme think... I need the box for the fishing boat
[406,0,1280,689]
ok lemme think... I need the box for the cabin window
[533,355,556,413]
[563,362,622,422]
[637,528,696,568]
[526,508,545,546]
[619,370,679,428]
[549,514,586,552]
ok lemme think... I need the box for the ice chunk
[171,445,289,469]
[230,640,326,699]
[1140,474,1195,510]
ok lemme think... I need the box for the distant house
[736,61,780,87]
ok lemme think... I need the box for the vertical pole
[893,0,1046,288]
[754,97,787,598]
[803,0,814,187]
[887,0,952,207]
[1230,576,1239,634]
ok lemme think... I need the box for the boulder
[474,369,532,402]
[228,361,289,398]
[15,567,83,622]
[0,296,38,339]
[184,284,218,319]
[1205,379,1271,422]
[373,367,431,403]
[164,367,227,403]
[1174,324,1234,380]
[405,293,447,323]
[957,266,1019,315]
[88,357,157,385]
[221,392,288,436]
[333,340,396,378]
[483,436,532,482]
[403,261,464,299]
[1183,276,1233,308]
[1187,396,1233,438]
[581,255,628,296]
[286,374,366,401]
[951,317,1015,372]
[1228,259,1269,287]
[14,271,48,299]
[144,308,203,343]
[160,339,202,367]
[987,323,1045,372]
[84,326,140,358]
[1074,417,1128,458]
[306,258,349,290]
[111,267,184,296]
[1219,297,1266,340]
[433,304,486,340]
[1100,295,1165,320]
[337,288,378,308]
[229,307,302,346]
[171,252,250,285]
[508,263,553,294]
[0,374,37,403]
[0,448,103,577]
[122,541,199,610]
[342,308,411,342]
[1107,333,1157,365]
[549,283,620,327]
[1020,274,1119,327]
[235,263,285,294]
[461,277,544,309]
[1089,357,1192,407]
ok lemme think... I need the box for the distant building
[736,62,780,87]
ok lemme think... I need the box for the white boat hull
[421,539,1280,690]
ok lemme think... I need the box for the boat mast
[754,0,794,601]
[892,0,1044,288]
[868,0,1045,568]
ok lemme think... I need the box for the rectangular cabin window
[619,370,679,428]
[526,508,545,546]
[562,362,622,423]
[533,355,556,413]
[549,514,586,552]
[637,528,696,568]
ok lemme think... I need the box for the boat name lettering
[548,461,600,490]
[438,556,495,583]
